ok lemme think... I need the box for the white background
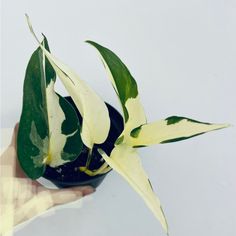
[1,0,236,235]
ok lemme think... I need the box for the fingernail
[83,186,95,196]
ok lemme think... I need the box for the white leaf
[99,144,168,233]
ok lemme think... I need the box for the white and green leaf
[98,144,168,234]
[86,41,146,141]
[17,38,82,179]
[86,41,230,234]
[129,116,230,147]
[26,16,111,149]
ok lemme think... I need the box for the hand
[0,123,94,234]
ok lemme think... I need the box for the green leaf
[129,116,230,146]
[17,37,83,179]
[86,41,146,142]
[86,41,138,120]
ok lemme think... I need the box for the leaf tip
[25,14,41,45]
[25,13,32,31]
[215,123,232,130]
[225,123,233,128]
[85,40,98,48]
[159,205,169,234]
[85,40,93,44]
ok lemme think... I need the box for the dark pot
[43,97,124,189]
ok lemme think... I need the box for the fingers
[14,153,28,178]
[10,123,19,147]
[7,122,31,179]
[49,186,95,206]
[80,186,96,196]
[14,191,54,226]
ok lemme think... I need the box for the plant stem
[85,147,93,169]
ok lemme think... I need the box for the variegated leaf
[86,41,146,141]
[98,144,168,233]
[129,116,230,147]
[26,16,110,149]
[17,38,82,179]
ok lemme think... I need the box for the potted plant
[17,16,229,234]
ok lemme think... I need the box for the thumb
[10,123,19,147]
[49,186,95,206]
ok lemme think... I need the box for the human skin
[0,124,94,235]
